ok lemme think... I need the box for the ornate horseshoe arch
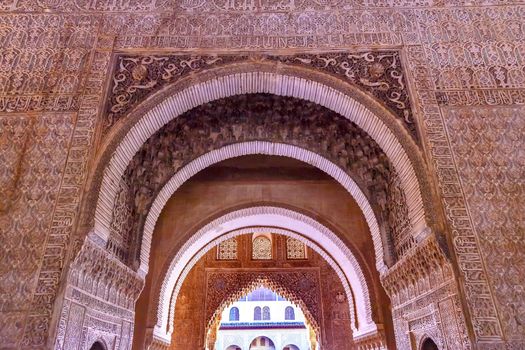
[154,207,377,345]
[69,59,441,350]
[85,62,435,276]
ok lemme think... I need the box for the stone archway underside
[155,206,377,343]
[92,68,432,277]
[108,94,416,277]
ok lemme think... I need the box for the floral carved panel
[0,113,74,348]
[105,51,418,141]
[445,106,525,344]
[105,54,246,131]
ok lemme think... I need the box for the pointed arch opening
[207,281,318,350]
[421,337,439,350]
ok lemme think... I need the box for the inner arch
[154,206,378,343]
[167,226,357,337]
[142,141,386,276]
[207,280,319,350]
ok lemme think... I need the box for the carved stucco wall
[0,2,524,349]
[0,113,74,347]
[403,10,525,347]
[444,106,525,344]
[382,235,471,350]
[55,238,143,350]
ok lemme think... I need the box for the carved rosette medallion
[106,55,247,131]
[267,52,417,140]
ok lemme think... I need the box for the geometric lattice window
[285,306,295,320]
[286,237,306,259]
[262,306,271,320]
[217,238,237,260]
[252,236,272,260]
[254,306,262,320]
[229,307,239,321]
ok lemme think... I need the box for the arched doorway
[225,346,241,350]
[250,336,275,350]
[161,206,370,338]
[174,229,349,350]
[283,345,300,350]
[89,341,106,350]
[97,92,430,276]
[421,338,439,350]
[90,68,432,256]
[133,155,391,349]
